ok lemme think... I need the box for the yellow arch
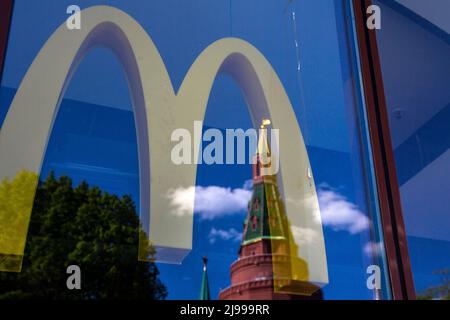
[0,6,327,286]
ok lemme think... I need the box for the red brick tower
[219,120,323,300]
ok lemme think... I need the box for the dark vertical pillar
[0,0,14,82]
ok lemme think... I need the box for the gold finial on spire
[260,118,271,129]
[257,119,271,159]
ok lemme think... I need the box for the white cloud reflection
[290,226,319,246]
[318,188,370,234]
[208,227,242,244]
[167,182,370,237]
[167,182,252,220]
[364,241,384,258]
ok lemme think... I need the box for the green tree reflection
[417,269,450,300]
[0,172,167,299]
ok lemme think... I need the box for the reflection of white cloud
[243,179,253,190]
[318,189,369,234]
[167,186,196,217]
[167,183,252,220]
[209,228,242,244]
[364,241,384,257]
[290,226,318,246]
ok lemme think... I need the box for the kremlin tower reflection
[219,120,323,300]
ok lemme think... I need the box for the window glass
[0,0,391,299]
[375,0,450,299]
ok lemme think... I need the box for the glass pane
[374,0,450,299]
[1,0,390,299]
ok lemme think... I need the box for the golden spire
[257,119,271,158]
[260,118,271,129]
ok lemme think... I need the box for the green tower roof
[199,256,210,300]
[242,177,288,245]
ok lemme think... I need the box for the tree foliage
[0,172,167,299]
[417,269,450,300]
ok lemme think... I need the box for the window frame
[351,0,415,300]
[0,0,13,83]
